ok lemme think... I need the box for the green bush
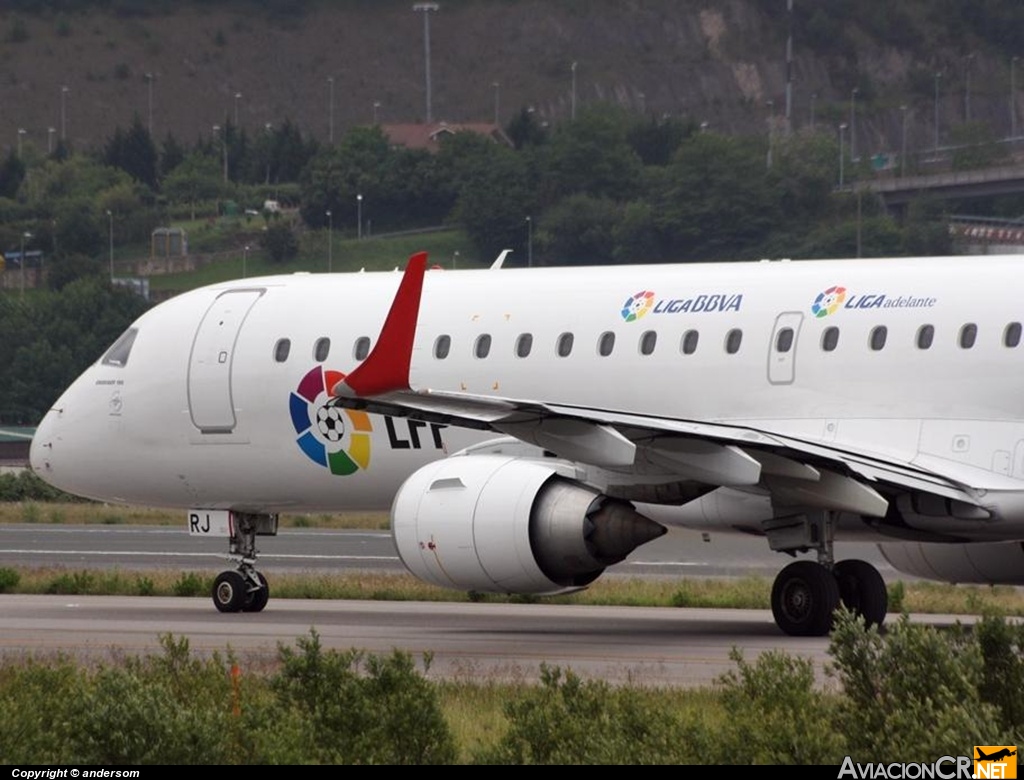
[45,570,94,594]
[272,630,457,764]
[828,609,1010,761]
[475,664,705,764]
[975,612,1024,732]
[172,571,207,597]
[0,567,20,592]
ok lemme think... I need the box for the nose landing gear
[210,512,276,613]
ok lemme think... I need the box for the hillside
[1,1,1023,161]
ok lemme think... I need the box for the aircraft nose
[29,407,59,482]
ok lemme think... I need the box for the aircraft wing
[331,254,987,517]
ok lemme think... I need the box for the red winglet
[335,252,428,397]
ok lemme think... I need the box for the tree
[162,153,224,220]
[261,220,298,263]
[0,150,26,199]
[537,194,621,265]
[104,115,158,190]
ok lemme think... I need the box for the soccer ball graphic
[316,405,346,442]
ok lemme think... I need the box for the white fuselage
[30,255,1024,531]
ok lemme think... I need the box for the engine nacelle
[879,541,1024,584]
[391,455,665,594]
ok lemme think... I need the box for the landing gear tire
[834,558,887,628]
[212,570,248,613]
[771,560,840,637]
[242,572,269,613]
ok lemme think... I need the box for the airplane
[29,250,1024,636]
[976,749,1016,762]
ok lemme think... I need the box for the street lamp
[413,3,439,123]
[326,210,333,272]
[47,127,54,154]
[243,245,249,279]
[900,104,908,178]
[213,124,227,182]
[810,92,817,130]
[525,215,532,268]
[492,81,499,125]
[934,72,942,153]
[60,85,69,141]
[264,122,272,184]
[146,72,153,134]
[1012,56,1019,139]
[373,100,381,124]
[850,87,859,162]
[327,77,334,142]
[571,61,577,120]
[19,231,30,296]
[356,194,363,240]
[106,211,113,282]
[17,128,25,156]
[964,53,975,122]
[234,92,242,126]
[766,99,774,169]
[838,123,847,188]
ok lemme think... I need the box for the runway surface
[0,593,972,687]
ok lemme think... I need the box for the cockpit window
[101,328,138,367]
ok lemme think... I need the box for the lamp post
[17,128,25,156]
[934,72,942,153]
[243,244,249,279]
[60,85,69,141]
[106,211,113,282]
[810,92,817,131]
[326,210,333,272]
[146,72,153,134]
[571,61,577,120]
[356,194,363,240]
[234,91,242,126]
[373,101,381,124]
[766,99,774,169]
[900,104,908,178]
[526,215,532,268]
[850,86,859,162]
[47,127,55,154]
[327,77,334,142]
[213,124,227,182]
[1013,56,1019,139]
[264,122,272,185]
[964,53,975,122]
[839,123,847,188]
[20,231,30,296]
[492,81,499,125]
[413,3,439,123]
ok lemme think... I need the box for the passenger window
[557,332,574,357]
[639,330,657,356]
[775,327,794,354]
[101,328,138,367]
[353,336,371,361]
[434,334,451,359]
[821,326,839,352]
[1005,322,1022,348]
[515,333,533,358]
[869,326,887,351]
[314,337,331,362]
[598,331,615,357]
[680,329,699,355]
[916,325,934,350]
[474,334,492,359]
[959,323,977,349]
[274,338,291,363]
[725,329,742,355]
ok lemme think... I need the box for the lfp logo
[289,366,372,476]
[621,290,655,322]
[811,285,847,318]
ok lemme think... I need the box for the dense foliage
[2,612,1023,763]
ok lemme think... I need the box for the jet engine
[879,541,1024,584]
[391,455,666,594]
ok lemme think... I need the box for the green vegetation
[2,612,1023,763]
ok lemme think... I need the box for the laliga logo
[621,290,655,323]
[811,285,847,318]
[289,365,372,476]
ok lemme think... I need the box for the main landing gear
[766,511,888,637]
[212,512,277,613]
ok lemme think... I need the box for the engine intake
[391,455,665,594]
